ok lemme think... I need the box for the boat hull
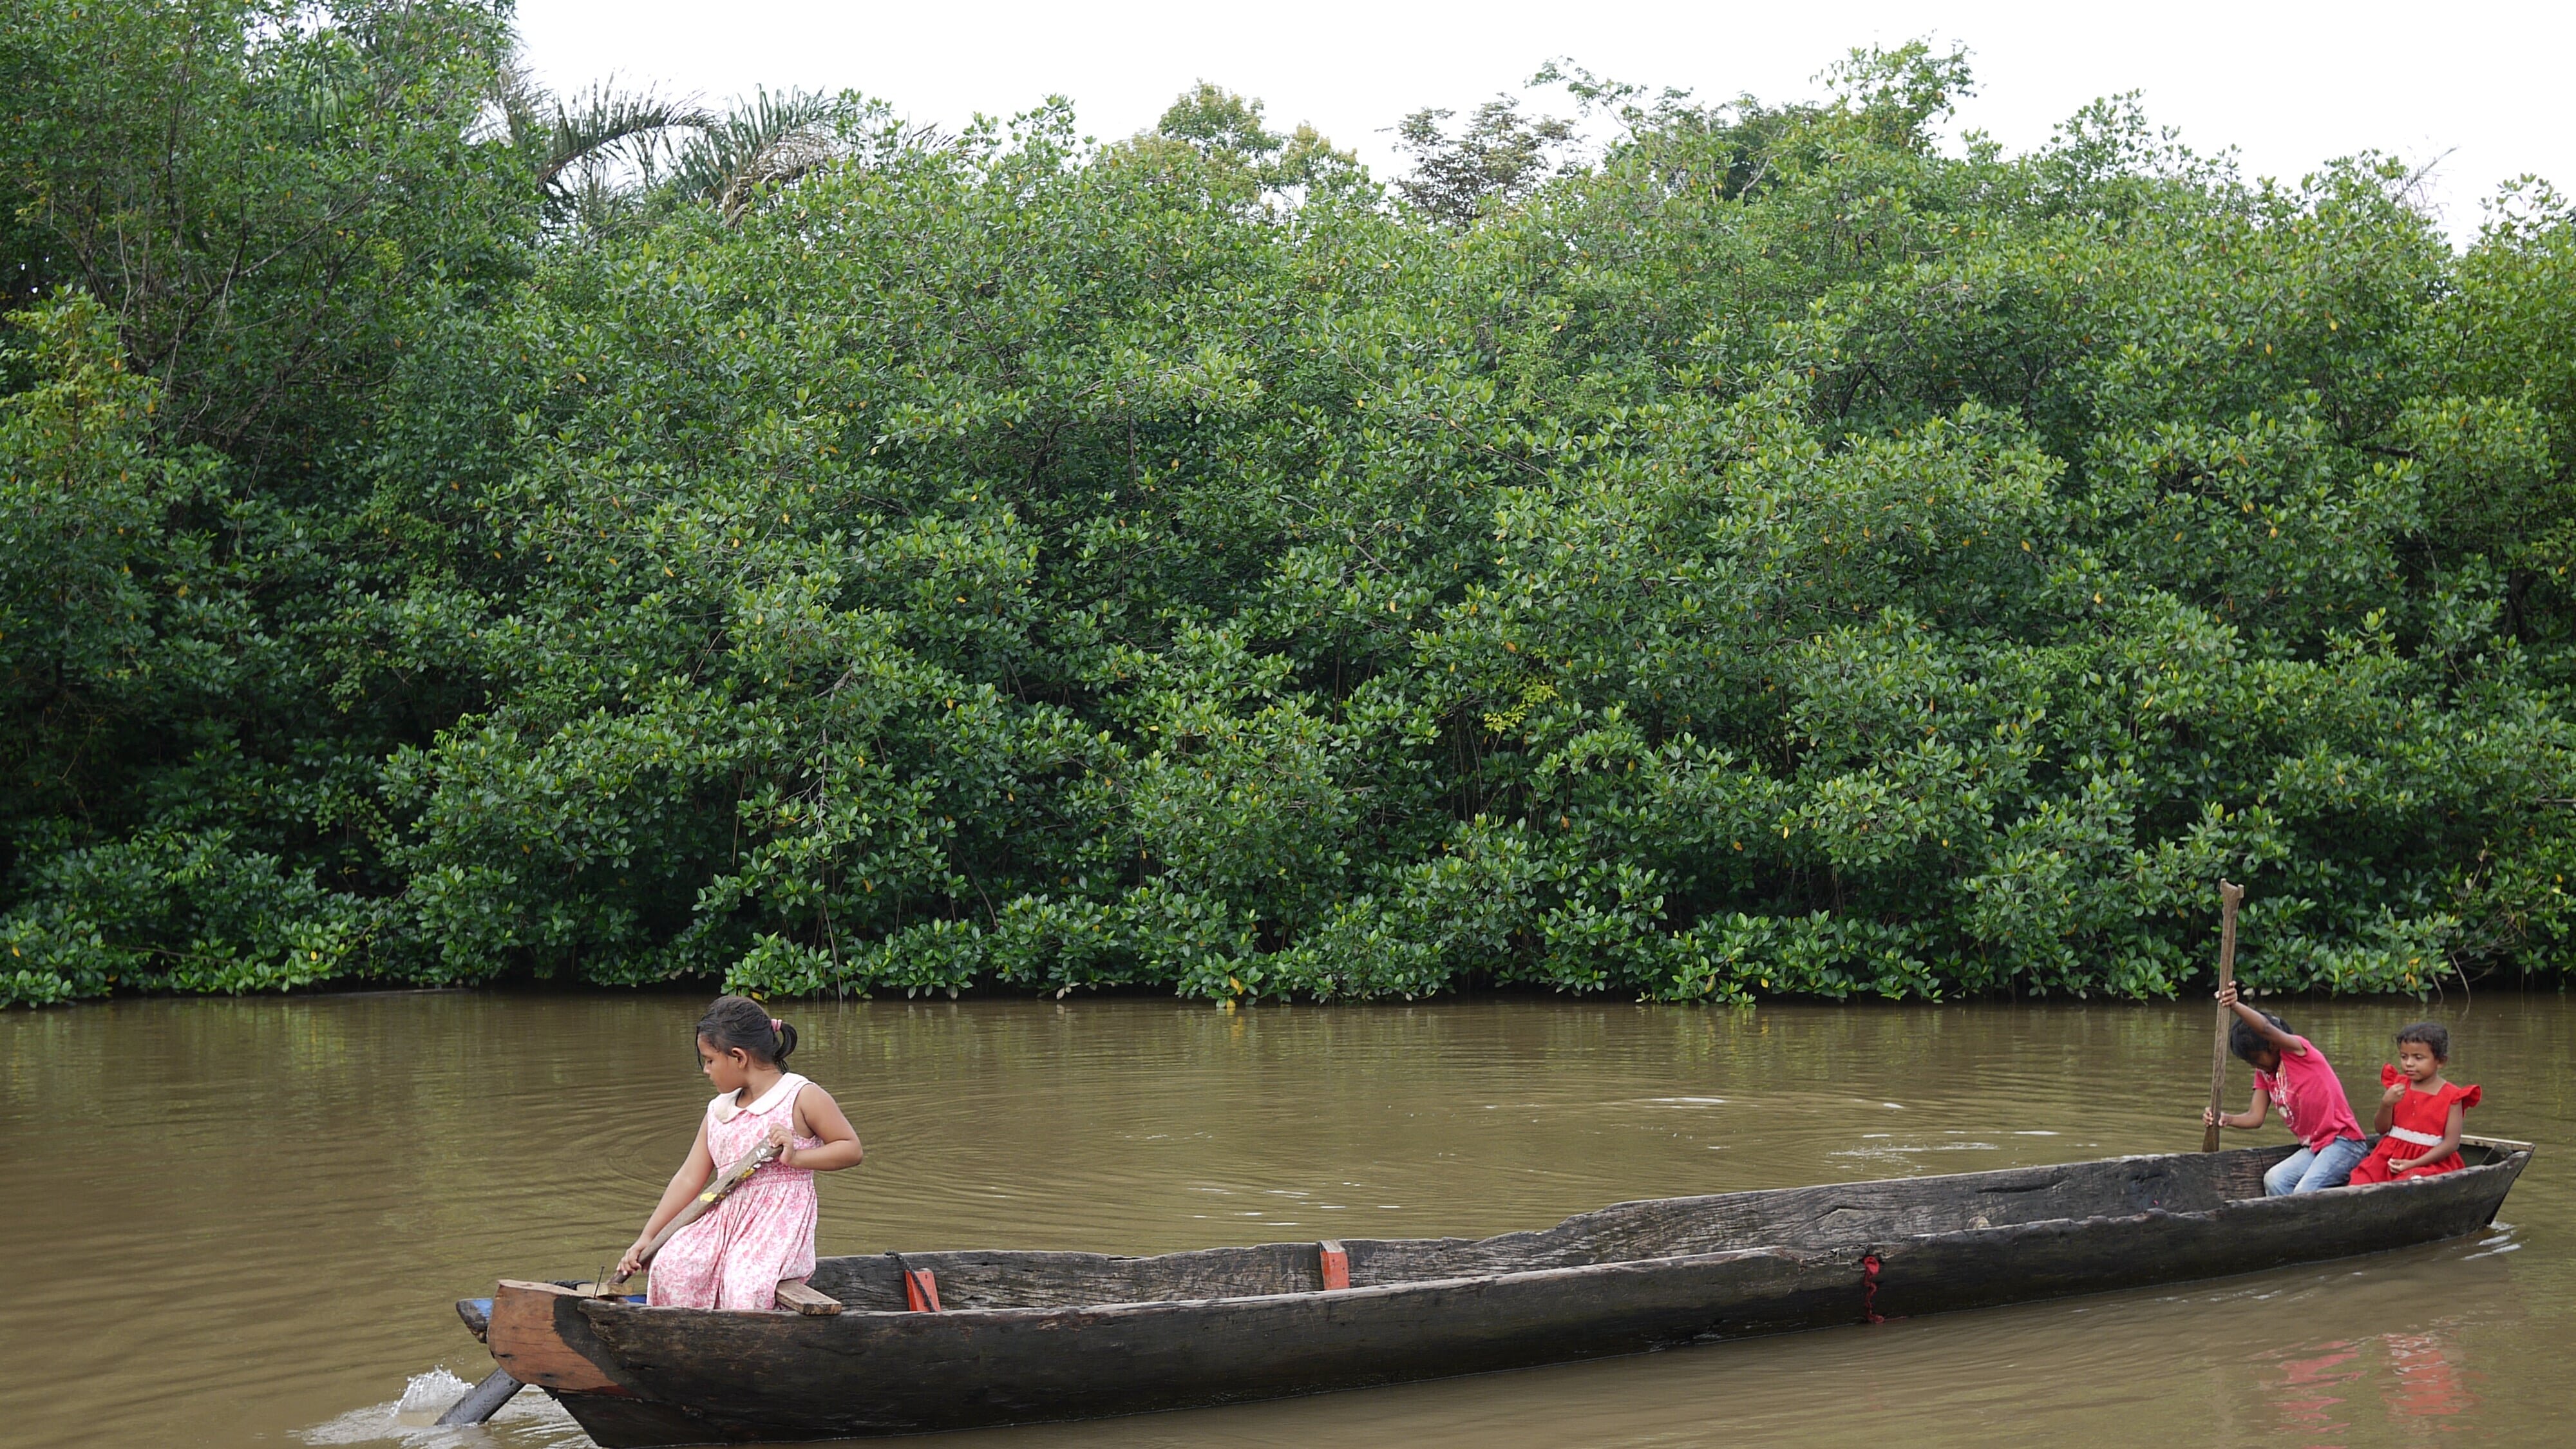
[478,1138,2530,1446]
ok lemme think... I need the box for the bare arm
[2389,1101,2467,1173]
[2208,1084,2269,1133]
[617,1118,715,1278]
[2215,983,2304,1056]
[780,1083,864,1172]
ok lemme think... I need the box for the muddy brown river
[1,992,2568,1446]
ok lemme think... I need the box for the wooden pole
[2202,880,2245,1152]
[434,1368,524,1426]
[603,1136,784,1291]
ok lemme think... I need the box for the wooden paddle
[434,1368,526,1427]
[601,1135,786,1293]
[437,1135,788,1427]
[2201,880,2246,1152]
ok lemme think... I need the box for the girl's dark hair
[2395,1021,2450,1061]
[2228,1010,2293,1065]
[697,994,795,1065]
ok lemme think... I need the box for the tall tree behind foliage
[1392,96,1578,225]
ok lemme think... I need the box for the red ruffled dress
[2347,1066,2480,1185]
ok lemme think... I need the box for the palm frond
[667,88,837,207]
[715,127,849,221]
[670,90,945,222]
[530,80,710,190]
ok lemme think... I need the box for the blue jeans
[2264,1135,2370,1195]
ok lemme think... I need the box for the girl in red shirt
[2204,983,2369,1195]
[2347,1021,2480,1185]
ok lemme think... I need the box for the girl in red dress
[2347,1021,2480,1185]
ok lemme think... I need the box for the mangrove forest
[8,0,2576,1007]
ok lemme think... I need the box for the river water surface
[2,992,2569,1447]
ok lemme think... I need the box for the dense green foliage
[9,4,2576,1007]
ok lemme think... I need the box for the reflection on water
[2380,1323,2476,1421]
[2256,1317,2484,1444]
[0,992,2567,1447]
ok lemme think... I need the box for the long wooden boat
[455,1135,2531,1446]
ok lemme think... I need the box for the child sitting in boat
[2347,1021,2481,1185]
[2202,983,2369,1195]
[617,996,865,1309]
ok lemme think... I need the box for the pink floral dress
[647,1072,822,1311]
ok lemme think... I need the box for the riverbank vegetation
[9,1,2576,1007]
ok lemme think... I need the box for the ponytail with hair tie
[697,995,797,1066]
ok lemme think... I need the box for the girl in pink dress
[2347,1021,2480,1186]
[618,996,864,1310]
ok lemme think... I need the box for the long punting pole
[2202,880,2246,1153]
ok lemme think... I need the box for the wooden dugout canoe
[458,1135,2532,1446]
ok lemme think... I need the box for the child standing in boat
[2347,1021,2481,1184]
[618,996,864,1309]
[2202,983,2369,1195]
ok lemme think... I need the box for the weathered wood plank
[773,1280,842,1315]
[485,1280,626,1394]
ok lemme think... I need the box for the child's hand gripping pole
[601,1135,786,1294]
[2201,880,2245,1153]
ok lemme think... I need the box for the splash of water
[393,1368,474,1424]
[298,1366,576,1445]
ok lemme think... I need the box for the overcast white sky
[514,1,2571,245]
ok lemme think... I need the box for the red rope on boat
[1860,1253,1885,1325]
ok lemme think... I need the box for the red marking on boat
[1318,1240,1350,1291]
[903,1268,943,1312]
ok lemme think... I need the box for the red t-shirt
[2253,1036,2364,1150]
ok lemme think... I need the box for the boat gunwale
[568,1139,2531,1325]
[504,1141,2532,1443]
